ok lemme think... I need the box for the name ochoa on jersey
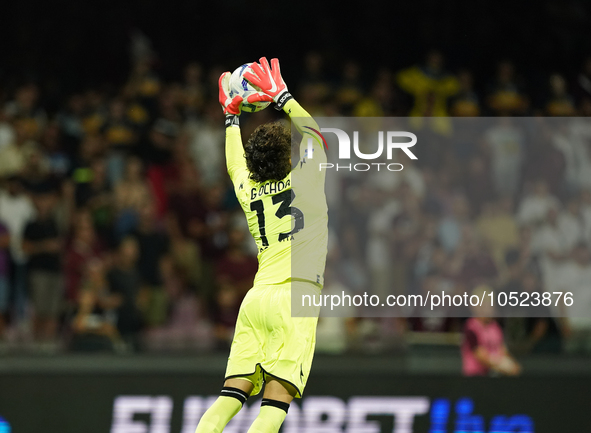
[250,179,291,200]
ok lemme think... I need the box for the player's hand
[219,72,243,116]
[244,57,293,110]
[219,72,273,119]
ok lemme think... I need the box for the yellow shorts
[224,280,320,398]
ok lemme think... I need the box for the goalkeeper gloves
[218,72,273,127]
[244,57,293,110]
[219,72,242,127]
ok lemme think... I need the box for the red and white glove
[244,57,293,110]
[219,71,273,127]
[219,72,242,127]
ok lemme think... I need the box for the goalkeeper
[195,57,328,433]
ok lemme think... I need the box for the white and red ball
[229,63,271,113]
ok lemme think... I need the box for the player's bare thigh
[262,377,298,404]
[224,378,254,395]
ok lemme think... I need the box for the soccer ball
[229,63,271,113]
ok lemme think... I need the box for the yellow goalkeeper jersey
[225,99,328,287]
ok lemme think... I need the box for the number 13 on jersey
[250,189,304,247]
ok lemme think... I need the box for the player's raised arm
[244,57,321,141]
[219,71,273,183]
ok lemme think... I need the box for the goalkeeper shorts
[224,280,320,398]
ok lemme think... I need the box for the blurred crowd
[0,49,590,356]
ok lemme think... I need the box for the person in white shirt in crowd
[532,207,572,261]
[532,207,573,294]
[517,180,561,226]
[367,157,426,200]
[557,196,585,252]
[188,102,224,186]
[484,117,525,197]
[0,177,36,327]
[563,116,591,191]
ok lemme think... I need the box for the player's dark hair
[244,122,291,183]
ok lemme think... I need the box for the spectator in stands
[165,213,202,293]
[0,220,10,342]
[335,60,364,115]
[354,70,401,117]
[64,209,105,305]
[182,62,206,118]
[22,187,64,346]
[413,230,448,281]
[0,111,15,150]
[70,259,120,352]
[215,224,257,299]
[188,102,224,186]
[463,155,495,216]
[524,122,566,195]
[0,176,35,324]
[484,117,525,197]
[565,112,591,191]
[315,266,358,354]
[531,207,571,262]
[102,98,138,184]
[396,50,459,134]
[0,120,40,178]
[74,156,113,239]
[125,57,161,103]
[20,142,52,193]
[450,70,481,117]
[517,180,560,226]
[167,162,206,243]
[545,74,576,116]
[114,156,152,239]
[556,243,591,354]
[212,224,257,347]
[580,96,591,116]
[298,51,331,106]
[81,89,108,136]
[368,157,426,200]
[56,93,86,153]
[191,183,233,297]
[40,122,70,180]
[140,117,178,167]
[476,197,519,270]
[409,271,458,333]
[574,56,591,103]
[438,194,471,253]
[450,227,498,291]
[132,201,170,327]
[338,223,369,294]
[4,84,47,140]
[70,134,104,180]
[389,193,426,295]
[486,60,528,115]
[107,236,145,351]
[143,254,213,352]
[515,270,562,354]
[557,196,585,252]
[462,286,521,376]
